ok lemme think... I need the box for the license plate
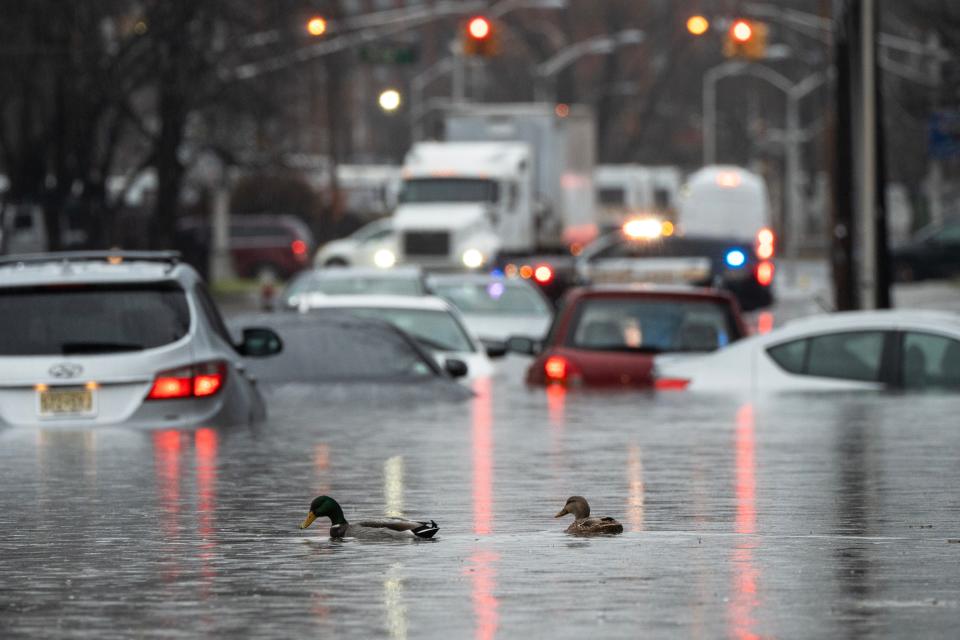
[38,387,94,417]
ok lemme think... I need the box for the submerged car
[508,285,748,388]
[282,266,428,308]
[653,310,960,393]
[428,272,553,343]
[297,294,499,379]
[0,251,282,428]
[236,313,471,403]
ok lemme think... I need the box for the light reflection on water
[2,370,960,637]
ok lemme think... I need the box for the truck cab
[394,142,532,270]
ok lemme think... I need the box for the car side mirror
[506,335,539,356]
[238,327,283,357]
[481,339,508,359]
[444,358,469,379]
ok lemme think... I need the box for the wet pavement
[2,271,960,638]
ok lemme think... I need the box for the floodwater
[3,350,960,639]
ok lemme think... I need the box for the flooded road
[3,349,960,638]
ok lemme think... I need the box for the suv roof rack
[0,251,182,267]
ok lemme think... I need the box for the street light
[307,16,328,37]
[378,88,402,112]
[686,15,710,36]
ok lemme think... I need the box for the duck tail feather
[412,521,439,539]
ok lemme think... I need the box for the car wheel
[324,257,349,267]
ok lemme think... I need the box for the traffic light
[723,19,767,60]
[462,16,499,57]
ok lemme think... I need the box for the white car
[313,218,397,268]
[654,310,960,393]
[296,295,497,380]
[427,273,553,343]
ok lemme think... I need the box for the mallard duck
[299,495,439,539]
[555,496,623,535]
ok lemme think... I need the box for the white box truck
[392,103,596,272]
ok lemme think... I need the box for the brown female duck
[554,496,623,535]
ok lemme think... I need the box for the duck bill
[299,512,318,529]
[554,507,568,518]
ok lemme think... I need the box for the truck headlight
[374,249,396,269]
[462,248,485,269]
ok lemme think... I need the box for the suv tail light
[148,362,227,400]
[291,239,308,262]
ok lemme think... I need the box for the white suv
[0,251,282,428]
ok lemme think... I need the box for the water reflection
[194,428,218,590]
[729,404,760,640]
[384,563,408,640]
[384,456,404,517]
[465,550,499,640]
[756,311,774,335]
[627,444,644,532]
[472,378,493,535]
[314,443,331,495]
[153,430,182,582]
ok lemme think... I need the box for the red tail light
[756,227,775,259]
[533,264,554,284]
[291,239,307,256]
[654,377,691,390]
[148,362,226,400]
[544,356,569,381]
[756,260,775,286]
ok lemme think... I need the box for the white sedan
[654,310,960,393]
[296,295,496,380]
[314,218,397,268]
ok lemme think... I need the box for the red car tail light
[544,356,568,381]
[654,377,691,390]
[291,239,308,262]
[756,260,775,286]
[148,362,227,400]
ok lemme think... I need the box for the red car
[507,285,749,388]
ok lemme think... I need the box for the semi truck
[392,103,597,277]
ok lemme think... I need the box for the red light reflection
[194,428,218,588]
[730,404,759,639]
[472,378,493,535]
[465,550,499,640]
[756,311,774,335]
[153,430,182,582]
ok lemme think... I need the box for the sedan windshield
[566,298,739,353]
[0,283,190,355]
[334,307,475,353]
[432,281,549,315]
[400,178,498,204]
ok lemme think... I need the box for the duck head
[555,496,590,520]
[300,495,348,529]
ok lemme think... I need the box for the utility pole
[832,0,889,310]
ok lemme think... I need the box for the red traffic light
[731,20,753,43]
[468,16,491,40]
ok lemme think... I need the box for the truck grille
[403,231,450,257]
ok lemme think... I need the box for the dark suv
[177,214,316,280]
